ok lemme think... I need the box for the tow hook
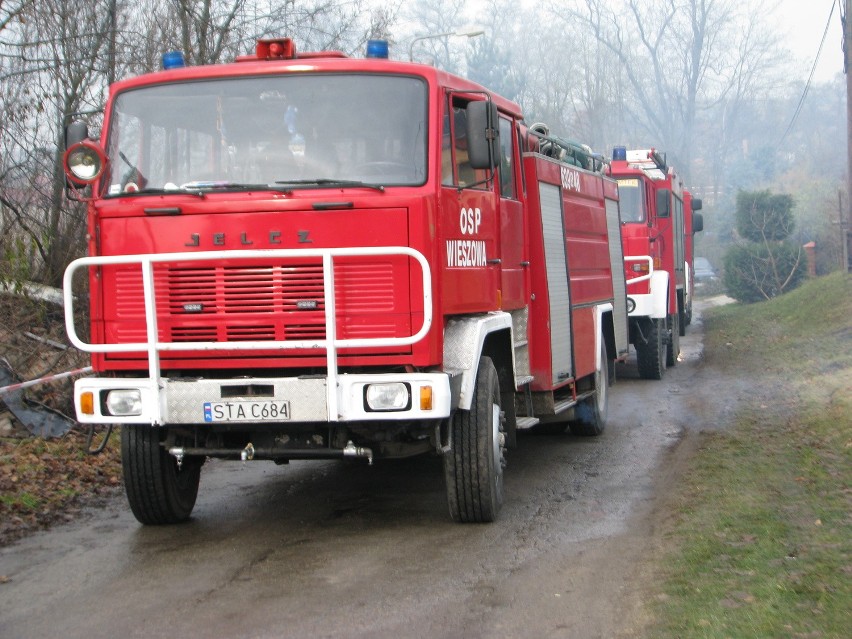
[343,440,373,465]
[169,447,185,470]
[241,442,255,462]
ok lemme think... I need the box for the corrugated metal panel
[606,197,629,356]
[511,307,530,379]
[539,182,573,384]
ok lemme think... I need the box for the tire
[570,340,609,436]
[121,425,202,525]
[444,356,505,523]
[667,313,680,368]
[636,318,667,380]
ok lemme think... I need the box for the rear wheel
[121,425,202,525]
[444,356,505,523]
[636,318,667,380]
[570,340,609,436]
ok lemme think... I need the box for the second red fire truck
[608,148,702,379]
[61,38,629,524]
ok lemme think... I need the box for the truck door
[496,116,525,309]
[440,95,500,314]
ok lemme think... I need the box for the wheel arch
[443,313,514,411]
[598,304,616,362]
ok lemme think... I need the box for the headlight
[364,383,411,412]
[64,141,106,184]
[626,297,636,313]
[106,389,143,416]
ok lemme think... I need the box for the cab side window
[498,117,515,199]
[441,98,487,188]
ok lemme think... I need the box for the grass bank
[646,272,851,638]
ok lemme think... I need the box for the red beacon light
[236,37,348,62]
[256,38,296,60]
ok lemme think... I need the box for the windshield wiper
[180,181,294,193]
[108,187,206,198]
[107,182,294,198]
[274,178,385,192]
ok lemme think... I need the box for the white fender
[685,262,692,304]
[648,270,670,319]
[443,312,514,411]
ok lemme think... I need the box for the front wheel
[444,356,505,523]
[667,313,680,368]
[121,425,202,525]
[636,318,667,380]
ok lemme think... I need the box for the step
[516,416,540,430]
[515,375,534,388]
[553,399,576,415]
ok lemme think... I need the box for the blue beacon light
[612,146,627,161]
[162,51,186,70]
[366,39,389,59]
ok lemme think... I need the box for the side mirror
[693,212,704,233]
[691,197,703,211]
[656,188,671,218]
[466,100,499,170]
[65,120,89,149]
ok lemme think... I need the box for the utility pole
[839,190,848,270]
[107,0,116,86]
[845,0,852,271]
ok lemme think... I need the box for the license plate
[203,400,290,422]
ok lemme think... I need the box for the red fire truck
[61,38,628,525]
[683,189,704,327]
[607,148,701,379]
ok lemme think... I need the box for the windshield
[105,74,427,195]
[616,178,645,223]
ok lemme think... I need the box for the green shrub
[735,190,795,242]
[724,189,807,303]
[724,241,807,303]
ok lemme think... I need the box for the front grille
[104,256,409,350]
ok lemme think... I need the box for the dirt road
[0,302,726,639]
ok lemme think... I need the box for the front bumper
[74,372,452,425]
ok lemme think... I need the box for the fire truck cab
[62,38,628,524]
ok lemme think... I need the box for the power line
[779,0,837,144]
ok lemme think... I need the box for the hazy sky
[778,0,843,83]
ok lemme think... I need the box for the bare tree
[166,0,247,65]
[404,0,469,71]
[0,0,33,31]
[465,0,523,102]
[558,0,785,182]
[156,0,393,66]
[0,0,111,287]
[0,0,389,291]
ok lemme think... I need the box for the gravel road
[0,300,729,639]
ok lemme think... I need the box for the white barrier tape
[0,366,94,396]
